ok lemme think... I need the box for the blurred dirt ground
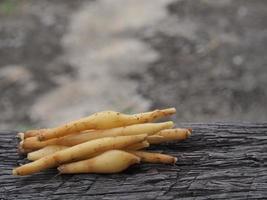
[0,0,266,130]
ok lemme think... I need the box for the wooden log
[0,123,267,199]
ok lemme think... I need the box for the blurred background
[0,0,267,130]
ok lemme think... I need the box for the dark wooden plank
[1,123,267,200]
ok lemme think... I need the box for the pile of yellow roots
[13,108,191,176]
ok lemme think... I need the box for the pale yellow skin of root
[22,121,173,150]
[27,141,150,161]
[21,127,191,159]
[146,135,164,144]
[13,134,147,176]
[26,141,149,161]
[17,129,44,141]
[20,130,95,151]
[147,128,191,144]
[17,132,25,140]
[129,151,177,164]
[126,141,149,150]
[58,150,140,174]
[23,129,45,139]
[18,142,35,154]
[33,108,176,141]
[27,145,68,161]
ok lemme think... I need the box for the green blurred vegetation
[0,0,18,14]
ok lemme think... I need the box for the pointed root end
[12,169,18,176]
[17,132,24,140]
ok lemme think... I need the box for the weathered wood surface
[0,123,267,200]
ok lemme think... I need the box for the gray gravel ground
[0,0,266,130]
[140,0,267,123]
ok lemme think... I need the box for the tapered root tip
[144,141,150,148]
[187,128,192,137]
[161,107,176,114]
[134,155,142,164]
[17,132,24,140]
[27,154,32,161]
[18,142,25,154]
[166,121,174,127]
[12,169,18,176]
[136,157,141,163]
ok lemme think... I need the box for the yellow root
[33,108,175,141]
[12,134,147,176]
[147,128,191,144]
[26,140,150,161]
[129,151,177,164]
[24,129,46,139]
[27,145,68,161]
[58,150,140,174]
[126,141,150,150]
[22,122,173,150]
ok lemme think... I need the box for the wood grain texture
[1,123,267,200]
